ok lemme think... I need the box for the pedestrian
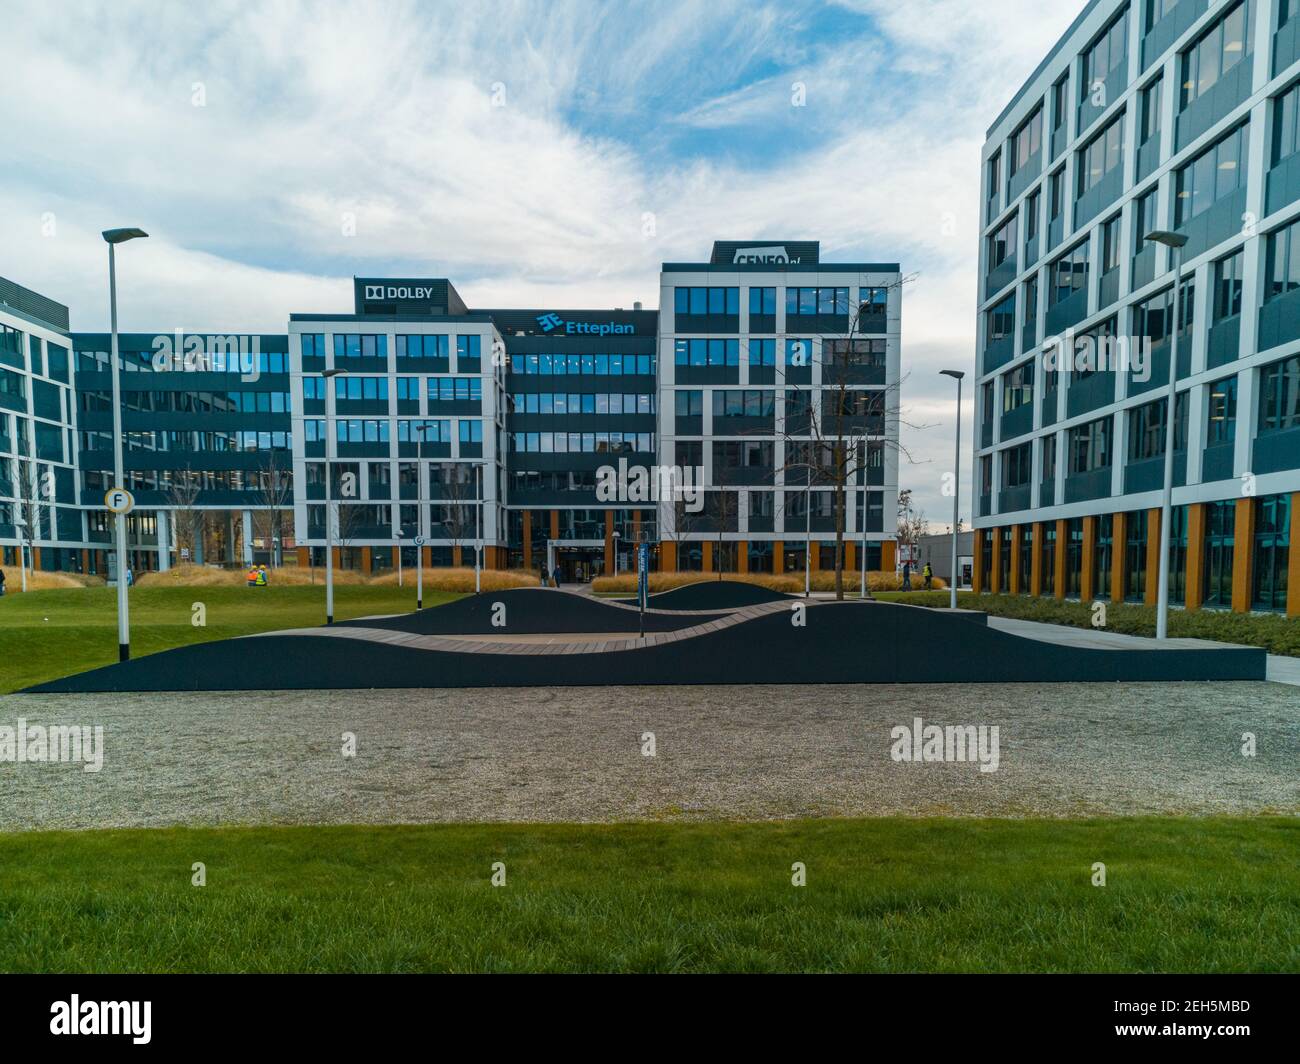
[0,567,6,597]
[246,564,258,587]
[923,562,933,591]
[901,560,912,592]
[255,564,268,587]
[552,565,562,589]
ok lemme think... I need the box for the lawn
[875,590,1300,657]
[0,818,1294,973]
[0,584,460,693]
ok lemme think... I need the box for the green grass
[0,585,460,692]
[0,819,1294,972]
[875,590,1300,657]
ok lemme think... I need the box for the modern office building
[0,238,902,580]
[975,0,1300,617]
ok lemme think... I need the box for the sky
[0,0,1083,529]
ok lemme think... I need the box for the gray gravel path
[0,682,1296,830]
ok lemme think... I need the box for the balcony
[1077,61,1128,137]
[856,311,887,334]
[1129,330,1192,397]
[1123,452,1187,494]
[985,255,1018,299]
[980,418,993,448]
[998,484,1032,514]
[1266,150,1300,217]
[1201,441,1235,482]
[1143,0,1210,71]
[1258,287,1300,352]
[1050,123,1067,162]
[1254,426,1300,474]
[1206,314,1241,370]
[1007,159,1041,205]
[1074,165,1124,228]
[1135,136,1162,185]
[978,494,992,518]
[1021,319,1038,353]
[1024,235,1040,270]
[1098,267,1121,309]
[1047,215,1064,253]
[1066,371,1116,418]
[1131,244,1156,291]
[1000,402,1034,441]
[1175,59,1253,153]
[1064,466,1113,503]
[1274,13,1300,77]
[1173,187,1248,261]
[1038,478,1057,507]
[983,335,1015,375]
[1040,388,1059,428]
[1045,286,1089,336]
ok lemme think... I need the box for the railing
[1258,286,1300,353]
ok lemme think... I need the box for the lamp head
[940,370,965,380]
[1144,230,1188,250]
[102,228,149,244]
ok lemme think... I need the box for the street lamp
[103,227,148,661]
[415,423,431,611]
[474,462,483,594]
[941,369,965,610]
[322,367,346,625]
[1143,230,1189,641]
[395,529,405,587]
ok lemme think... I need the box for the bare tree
[166,466,201,564]
[11,458,45,587]
[253,450,292,566]
[896,487,930,566]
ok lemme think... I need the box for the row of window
[508,353,656,376]
[673,286,889,318]
[302,418,484,445]
[77,347,289,375]
[509,432,654,454]
[79,389,292,414]
[1,329,71,383]
[508,393,656,416]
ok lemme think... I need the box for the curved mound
[26,600,1265,693]
[646,580,795,611]
[346,587,722,635]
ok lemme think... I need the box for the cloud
[0,0,1086,526]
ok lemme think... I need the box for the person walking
[551,565,562,589]
[901,560,912,592]
[0,567,6,597]
[922,562,933,591]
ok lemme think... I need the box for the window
[825,338,887,366]
[1127,394,1188,461]
[1023,277,1039,330]
[428,377,482,402]
[1050,241,1090,305]
[1139,77,1163,145]
[1263,218,1300,301]
[1077,116,1124,196]
[1180,2,1251,110]
[987,151,1001,202]
[332,334,388,361]
[1175,124,1247,225]
[1206,376,1238,444]
[1258,354,1300,432]
[1001,443,1033,487]
[1003,361,1034,412]
[1253,494,1290,611]
[1010,107,1043,176]
[749,338,776,366]
[456,335,481,365]
[458,420,483,444]
[1134,185,1159,247]
[786,287,849,316]
[398,419,449,443]
[858,287,889,314]
[1025,190,1041,247]
[1147,0,1179,31]
[987,295,1016,343]
[711,390,775,418]
[673,339,740,366]
[988,216,1018,269]
[748,287,776,315]
[1134,280,1195,345]
[674,287,739,316]
[785,339,813,367]
[1069,416,1112,473]
[1214,250,1244,320]
[1101,214,1123,275]
[1049,168,1065,222]
[1272,80,1300,165]
[1042,433,1057,482]
[675,390,703,416]
[336,376,389,401]
[396,335,448,360]
[1081,12,1128,100]
[1052,74,1069,132]
[1204,500,1235,606]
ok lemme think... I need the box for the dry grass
[135,563,369,588]
[3,570,106,591]
[369,567,540,592]
[591,571,947,594]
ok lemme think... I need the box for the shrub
[590,571,945,595]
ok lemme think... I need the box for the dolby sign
[353,278,448,315]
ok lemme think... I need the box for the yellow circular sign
[104,487,135,515]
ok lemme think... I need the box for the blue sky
[0,0,1082,526]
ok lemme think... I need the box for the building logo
[364,284,437,301]
[733,245,800,265]
[364,284,384,299]
[535,313,634,337]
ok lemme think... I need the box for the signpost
[637,539,649,639]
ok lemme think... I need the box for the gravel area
[1,682,1296,830]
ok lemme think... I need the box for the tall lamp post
[103,227,148,661]
[474,462,483,594]
[415,423,430,610]
[1143,230,1189,641]
[940,369,965,610]
[322,367,346,625]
